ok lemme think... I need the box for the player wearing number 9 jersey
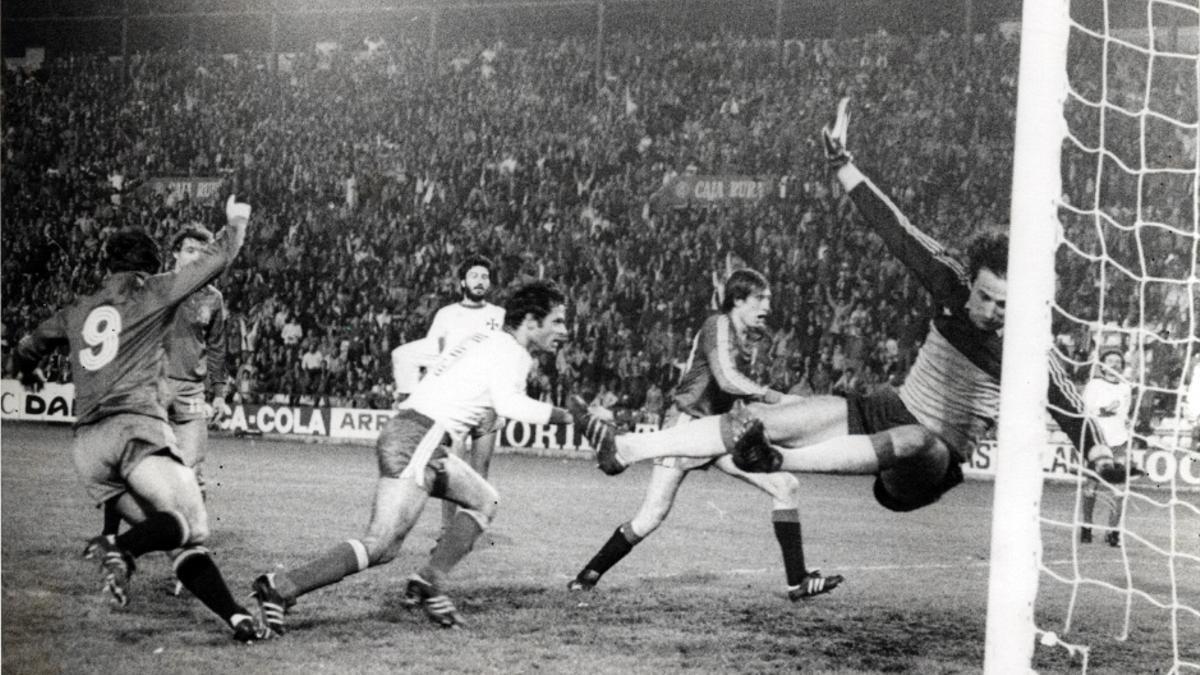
[13,196,268,642]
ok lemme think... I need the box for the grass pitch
[2,422,1195,673]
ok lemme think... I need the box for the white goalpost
[984,0,1071,671]
[986,0,1200,672]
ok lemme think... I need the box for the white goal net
[987,0,1199,673]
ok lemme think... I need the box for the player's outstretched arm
[157,195,252,306]
[821,98,968,306]
[487,354,574,425]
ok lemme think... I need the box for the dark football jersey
[167,284,227,395]
[673,313,771,418]
[18,229,241,427]
[846,173,1101,454]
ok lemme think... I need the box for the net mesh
[1038,0,1200,671]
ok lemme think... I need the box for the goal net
[986,0,1199,673]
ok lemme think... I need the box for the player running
[571,98,1122,517]
[97,226,231,566]
[250,280,576,632]
[389,255,508,600]
[567,269,842,600]
[14,197,266,642]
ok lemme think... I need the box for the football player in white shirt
[393,256,509,587]
[251,281,575,632]
[427,255,506,352]
[391,255,505,396]
[1080,349,1133,545]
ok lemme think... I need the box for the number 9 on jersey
[80,305,122,371]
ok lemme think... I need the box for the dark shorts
[375,409,452,495]
[843,386,921,436]
[844,387,964,512]
[73,413,181,505]
[167,379,208,423]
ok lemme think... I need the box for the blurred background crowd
[2,19,1194,431]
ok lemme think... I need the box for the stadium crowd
[2,28,1192,424]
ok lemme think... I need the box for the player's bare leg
[253,476,428,634]
[762,424,958,512]
[435,427,498,552]
[591,397,850,469]
[111,455,263,640]
[713,456,843,600]
[409,454,500,628]
[569,463,687,590]
[173,417,209,500]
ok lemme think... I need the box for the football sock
[423,509,486,585]
[1081,492,1096,526]
[772,509,807,585]
[115,510,188,557]
[776,435,879,473]
[283,539,369,600]
[580,522,643,578]
[173,547,243,622]
[101,497,123,537]
[1106,496,1121,529]
[617,416,726,464]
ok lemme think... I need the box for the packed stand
[2,29,1190,426]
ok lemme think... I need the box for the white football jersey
[427,302,505,353]
[391,301,505,395]
[1081,375,1133,447]
[401,331,552,438]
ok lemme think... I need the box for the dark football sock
[115,511,187,557]
[173,547,244,622]
[1081,492,1096,526]
[580,522,643,578]
[101,497,123,537]
[772,508,808,586]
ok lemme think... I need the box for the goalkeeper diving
[570,97,1126,516]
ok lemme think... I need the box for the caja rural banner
[649,174,775,209]
[145,176,223,204]
[3,380,1195,488]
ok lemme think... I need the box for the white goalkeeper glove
[225,194,252,227]
[821,96,853,169]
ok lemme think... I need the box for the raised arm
[823,98,970,309]
[151,196,250,306]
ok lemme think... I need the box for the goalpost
[986,0,1199,672]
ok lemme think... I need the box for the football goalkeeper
[572,98,1124,515]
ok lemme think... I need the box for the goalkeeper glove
[821,96,853,169]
